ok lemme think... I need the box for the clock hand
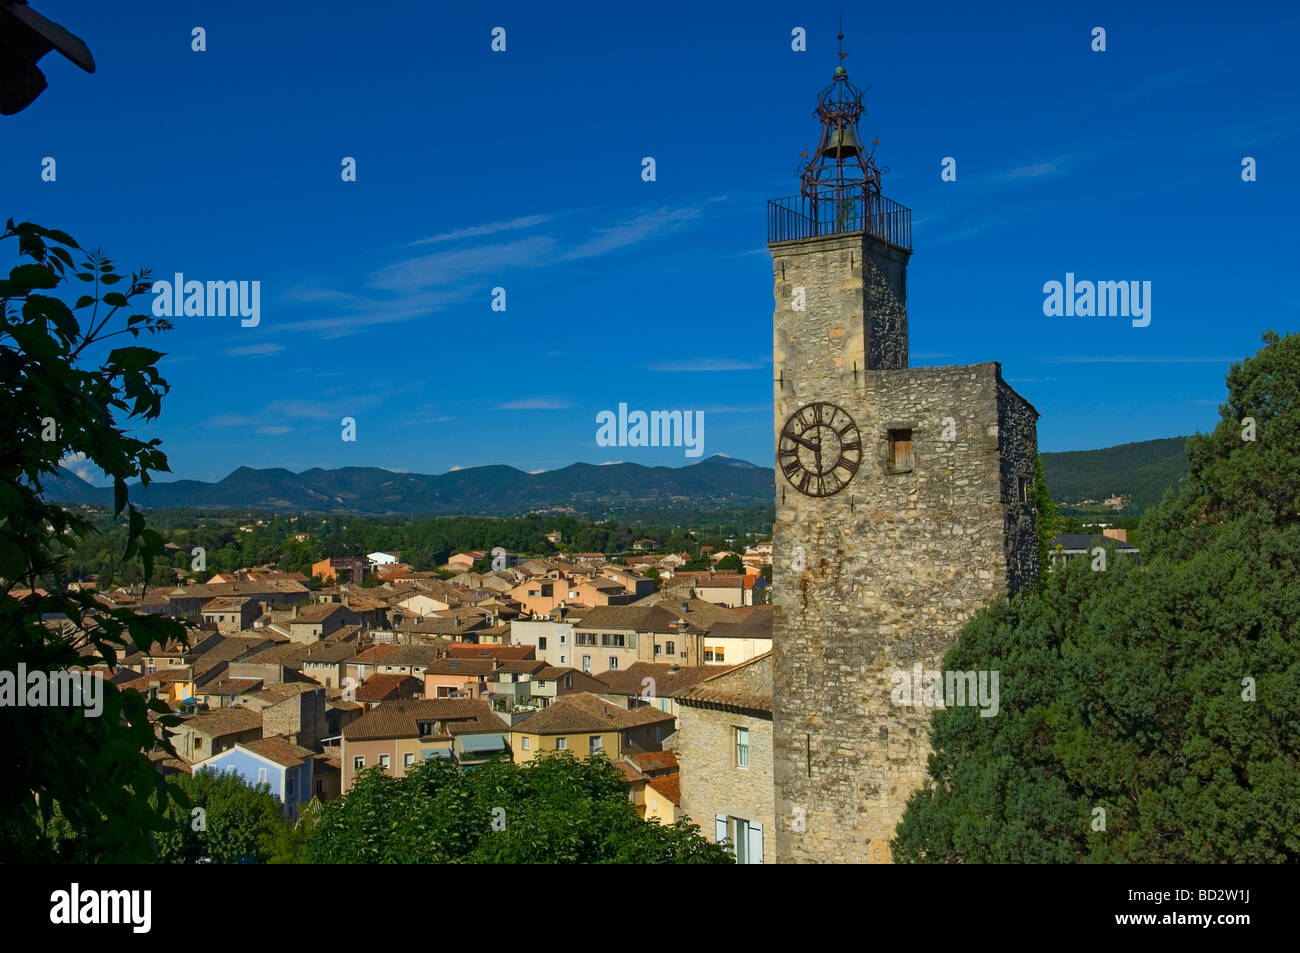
[786,432,820,452]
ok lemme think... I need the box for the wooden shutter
[747,822,764,864]
[890,429,914,472]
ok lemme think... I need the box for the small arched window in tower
[888,429,914,473]
[1016,475,1031,503]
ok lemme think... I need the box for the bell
[823,125,859,159]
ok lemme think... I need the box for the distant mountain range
[40,456,775,517]
[41,438,1193,518]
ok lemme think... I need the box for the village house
[445,551,485,573]
[235,682,328,751]
[228,643,315,685]
[423,657,497,700]
[310,556,369,585]
[593,661,724,722]
[507,619,574,667]
[691,573,762,608]
[355,673,424,710]
[699,608,774,666]
[528,665,609,707]
[1049,533,1141,568]
[572,604,709,672]
[340,699,509,789]
[287,603,362,643]
[366,644,446,680]
[615,750,681,824]
[509,692,675,765]
[170,706,264,764]
[120,632,224,674]
[145,579,309,619]
[200,596,260,634]
[675,652,774,864]
[299,640,358,690]
[195,675,264,709]
[193,736,316,818]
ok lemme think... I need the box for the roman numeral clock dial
[778,401,862,497]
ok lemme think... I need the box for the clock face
[778,401,862,497]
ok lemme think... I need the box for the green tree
[714,553,742,572]
[304,752,732,864]
[0,220,191,862]
[153,769,295,863]
[1029,454,1062,588]
[893,331,1300,863]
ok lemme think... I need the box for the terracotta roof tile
[342,699,506,742]
[239,736,314,768]
[512,693,674,735]
[647,774,681,806]
[178,707,263,737]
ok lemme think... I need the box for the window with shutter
[715,814,728,845]
[888,429,914,473]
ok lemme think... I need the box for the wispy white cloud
[276,295,468,339]
[225,342,284,357]
[206,392,388,428]
[647,357,763,372]
[560,206,702,261]
[395,414,455,427]
[697,403,769,414]
[1041,356,1239,364]
[498,398,573,410]
[255,425,293,435]
[370,237,558,292]
[58,451,98,483]
[284,203,710,340]
[408,214,552,246]
[929,217,1022,245]
[989,157,1077,182]
[280,285,365,304]
[1121,62,1224,101]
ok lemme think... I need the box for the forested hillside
[1041,437,1190,513]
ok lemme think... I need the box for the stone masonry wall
[997,380,1041,596]
[677,705,775,863]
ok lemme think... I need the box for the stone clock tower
[769,42,1041,864]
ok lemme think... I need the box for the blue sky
[7,1,1298,483]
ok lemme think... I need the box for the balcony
[767,192,911,250]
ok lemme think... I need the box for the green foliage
[0,221,191,862]
[1030,454,1061,589]
[894,332,1300,863]
[714,553,743,572]
[304,753,732,864]
[153,769,299,863]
